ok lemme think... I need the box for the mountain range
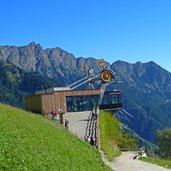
[0,42,171,143]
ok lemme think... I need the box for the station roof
[35,87,71,95]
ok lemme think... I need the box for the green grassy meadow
[140,157,171,169]
[0,104,111,171]
[99,110,138,162]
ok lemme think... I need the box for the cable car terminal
[24,59,131,147]
[25,59,122,114]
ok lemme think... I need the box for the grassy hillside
[99,110,138,161]
[0,104,111,171]
[140,157,171,169]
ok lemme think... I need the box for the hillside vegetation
[112,60,171,143]
[0,60,60,107]
[99,110,138,161]
[0,104,111,171]
[120,124,157,155]
[140,157,171,169]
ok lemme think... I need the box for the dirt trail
[101,151,171,171]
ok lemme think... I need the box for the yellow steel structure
[98,58,104,66]
[82,63,87,70]
[101,70,111,82]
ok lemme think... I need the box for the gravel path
[101,151,171,171]
[64,111,91,140]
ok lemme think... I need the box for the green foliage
[99,110,138,161]
[156,128,171,159]
[18,72,60,94]
[0,104,111,171]
[120,124,157,155]
[0,60,60,107]
[140,157,171,169]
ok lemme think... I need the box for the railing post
[96,106,100,149]
[59,112,64,125]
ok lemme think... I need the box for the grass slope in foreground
[0,104,111,171]
[140,157,171,169]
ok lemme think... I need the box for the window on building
[66,95,99,112]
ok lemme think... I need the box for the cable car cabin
[99,90,122,111]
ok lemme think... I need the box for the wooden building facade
[25,87,100,114]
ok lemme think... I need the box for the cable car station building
[25,60,122,114]
[25,87,99,114]
[25,87,122,114]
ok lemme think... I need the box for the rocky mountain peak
[28,41,36,47]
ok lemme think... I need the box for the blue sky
[0,0,171,71]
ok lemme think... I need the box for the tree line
[156,128,171,159]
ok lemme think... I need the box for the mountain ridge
[111,60,171,142]
[0,42,171,143]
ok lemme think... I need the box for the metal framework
[67,59,134,148]
[68,59,119,106]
